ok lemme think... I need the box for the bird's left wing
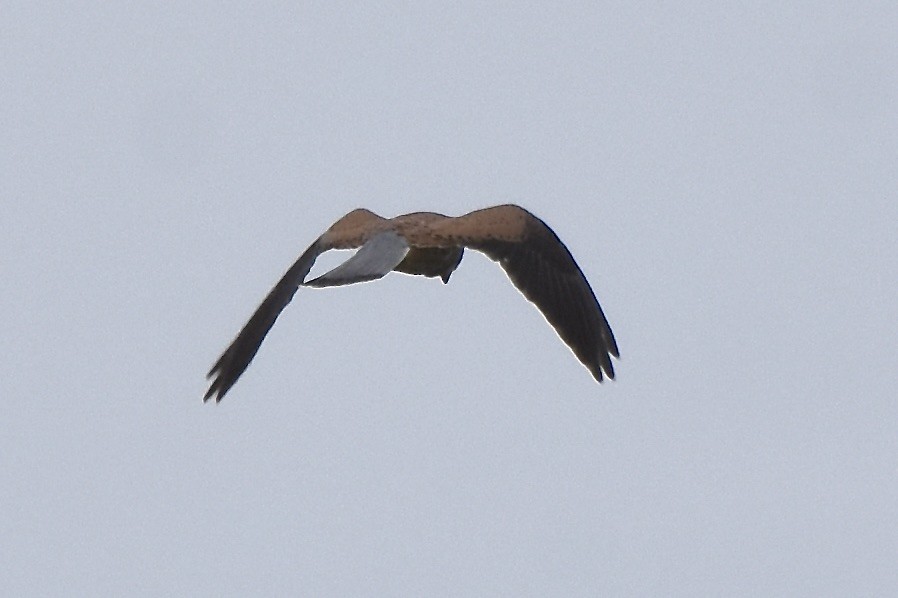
[204,240,324,402]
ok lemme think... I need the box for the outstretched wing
[204,240,323,402]
[304,231,409,287]
[444,205,619,382]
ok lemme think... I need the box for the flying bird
[205,204,618,402]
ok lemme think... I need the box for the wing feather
[204,240,323,402]
[458,208,618,381]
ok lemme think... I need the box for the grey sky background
[2,1,896,595]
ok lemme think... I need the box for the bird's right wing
[303,231,410,288]
[205,239,324,402]
[473,230,619,382]
[440,205,618,382]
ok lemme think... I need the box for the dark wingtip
[203,384,216,402]
[203,379,220,403]
[203,383,230,403]
[203,362,230,403]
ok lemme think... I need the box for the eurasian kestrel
[205,204,618,401]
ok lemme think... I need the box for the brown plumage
[205,204,618,402]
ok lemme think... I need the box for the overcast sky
[3,1,897,595]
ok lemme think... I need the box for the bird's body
[205,204,618,402]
